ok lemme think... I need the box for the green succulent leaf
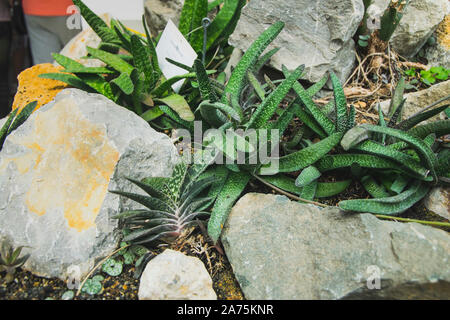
[72,0,118,44]
[87,46,135,76]
[155,94,195,121]
[361,175,391,198]
[110,72,135,95]
[262,132,343,174]
[295,166,321,187]
[194,59,219,103]
[0,108,19,149]
[207,171,250,243]
[247,65,304,129]
[330,72,348,132]
[179,0,207,51]
[223,21,285,110]
[283,67,336,136]
[253,47,280,73]
[205,0,246,51]
[6,101,37,136]
[299,180,317,202]
[339,182,429,215]
[396,104,450,131]
[358,124,438,182]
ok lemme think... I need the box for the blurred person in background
[0,0,11,117]
[21,0,79,64]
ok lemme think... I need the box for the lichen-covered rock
[424,187,450,220]
[425,15,450,69]
[380,80,450,123]
[229,0,364,83]
[222,193,450,300]
[138,249,216,300]
[0,89,178,280]
[11,64,70,113]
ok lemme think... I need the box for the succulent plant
[38,0,244,127]
[263,71,449,216]
[187,20,450,242]
[0,240,31,284]
[109,156,218,246]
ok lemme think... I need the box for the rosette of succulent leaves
[109,151,219,246]
[0,240,31,284]
[39,0,245,128]
[184,21,450,243]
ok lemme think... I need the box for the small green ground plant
[404,66,449,87]
[0,240,31,284]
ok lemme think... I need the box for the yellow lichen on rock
[12,63,70,112]
[436,15,450,50]
[2,98,119,232]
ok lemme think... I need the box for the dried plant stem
[75,244,130,296]
[252,174,329,208]
[253,176,448,228]
[375,215,450,227]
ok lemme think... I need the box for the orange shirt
[23,0,74,16]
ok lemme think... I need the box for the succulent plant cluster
[5,0,445,247]
[0,240,31,284]
[39,0,244,127]
[111,20,450,244]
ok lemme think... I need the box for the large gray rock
[424,187,450,221]
[425,15,450,69]
[138,249,217,300]
[229,0,364,83]
[222,193,450,300]
[368,0,448,58]
[0,89,178,281]
[380,80,450,123]
[144,0,185,37]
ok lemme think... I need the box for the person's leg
[50,16,80,47]
[24,15,62,64]
[0,22,11,118]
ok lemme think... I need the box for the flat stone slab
[222,193,450,299]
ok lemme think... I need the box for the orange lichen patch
[12,63,70,112]
[3,98,119,232]
[436,15,450,50]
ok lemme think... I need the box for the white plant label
[156,19,198,93]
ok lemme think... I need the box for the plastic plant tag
[156,19,198,93]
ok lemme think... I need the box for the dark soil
[0,232,243,300]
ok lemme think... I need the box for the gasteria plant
[189,21,450,243]
[259,72,450,216]
[38,0,244,127]
[182,21,350,243]
[109,155,218,246]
